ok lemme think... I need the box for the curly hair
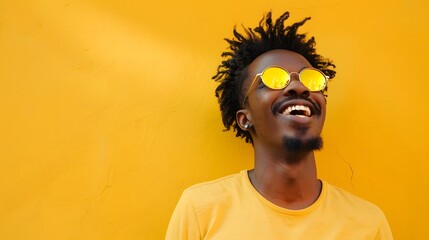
[212,11,336,144]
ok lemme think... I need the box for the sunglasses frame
[242,66,330,106]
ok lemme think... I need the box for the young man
[166,11,393,239]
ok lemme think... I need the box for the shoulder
[324,182,393,238]
[181,171,244,205]
[166,173,245,240]
[324,182,388,221]
[169,171,247,231]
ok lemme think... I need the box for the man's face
[240,49,326,152]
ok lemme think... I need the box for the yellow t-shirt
[166,170,392,240]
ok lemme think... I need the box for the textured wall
[1,0,428,239]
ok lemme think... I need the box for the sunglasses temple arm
[242,74,260,107]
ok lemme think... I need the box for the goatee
[282,136,323,153]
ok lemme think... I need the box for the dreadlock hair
[212,11,336,144]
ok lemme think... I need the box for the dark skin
[236,49,326,210]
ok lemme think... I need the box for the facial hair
[282,136,323,153]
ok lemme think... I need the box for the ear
[236,109,252,131]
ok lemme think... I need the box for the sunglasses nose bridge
[281,71,310,97]
[289,72,299,78]
[288,72,300,81]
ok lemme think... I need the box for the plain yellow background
[1,0,428,239]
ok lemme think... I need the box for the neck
[249,147,321,210]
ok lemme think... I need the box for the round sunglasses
[242,66,329,106]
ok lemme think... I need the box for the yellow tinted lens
[261,67,289,89]
[300,69,327,91]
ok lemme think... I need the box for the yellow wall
[1,0,428,239]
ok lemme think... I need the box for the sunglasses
[242,66,329,106]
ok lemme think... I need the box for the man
[166,11,393,239]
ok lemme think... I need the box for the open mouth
[281,105,311,118]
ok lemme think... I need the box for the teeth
[282,105,311,117]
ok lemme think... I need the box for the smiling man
[166,11,392,239]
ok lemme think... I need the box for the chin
[282,136,323,152]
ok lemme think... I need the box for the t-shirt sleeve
[375,213,393,240]
[165,191,201,240]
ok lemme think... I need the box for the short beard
[282,136,323,153]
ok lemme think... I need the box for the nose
[282,72,310,97]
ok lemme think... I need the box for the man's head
[213,11,336,147]
[238,49,327,154]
